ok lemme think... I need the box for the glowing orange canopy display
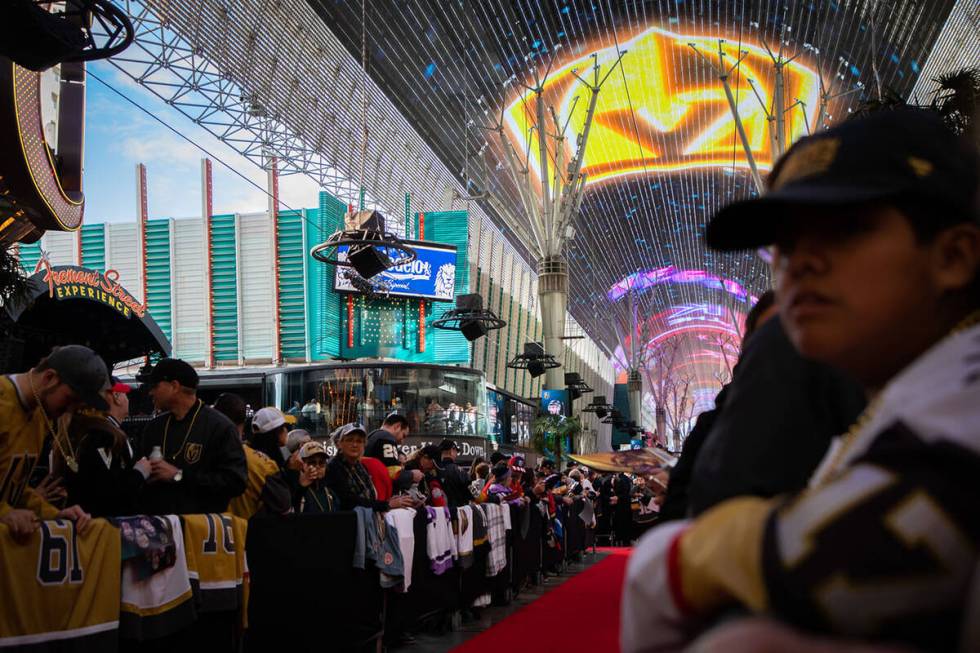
[505,25,820,186]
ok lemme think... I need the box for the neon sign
[505,26,819,185]
[41,265,147,319]
[608,266,754,303]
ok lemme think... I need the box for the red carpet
[451,549,631,653]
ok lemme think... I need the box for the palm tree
[929,67,979,142]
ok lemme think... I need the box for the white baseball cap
[252,407,288,434]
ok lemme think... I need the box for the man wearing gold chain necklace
[134,359,246,515]
[622,109,980,652]
[0,345,110,542]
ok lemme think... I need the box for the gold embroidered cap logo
[184,442,202,465]
[907,156,933,177]
[771,138,840,191]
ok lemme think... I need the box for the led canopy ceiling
[504,26,820,186]
[313,0,957,435]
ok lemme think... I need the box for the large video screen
[540,389,569,418]
[334,239,457,302]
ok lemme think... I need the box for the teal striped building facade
[15,190,614,410]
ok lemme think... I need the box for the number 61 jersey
[0,518,121,649]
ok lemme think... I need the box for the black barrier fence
[243,500,594,652]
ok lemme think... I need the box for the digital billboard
[540,389,570,418]
[334,240,457,301]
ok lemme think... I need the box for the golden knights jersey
[180,513,248,618]
[0,518,120,650]
[0,376,58,519]
[228,445,279,520]
[622,323,980,653]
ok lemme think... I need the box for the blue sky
[83,60,321,223]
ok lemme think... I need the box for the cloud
[120,134,201,167]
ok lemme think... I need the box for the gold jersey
[227,445,279,520]
[180,513,249,622]
[0,376,58,519]
[0,518,121,648]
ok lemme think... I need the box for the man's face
[391,423,408,443]
[148,380,178,411]
[443,447,457,461]
[419,455,435,473]
[773,204,969,387]
[37,371,82,418]
[548,402,561,415]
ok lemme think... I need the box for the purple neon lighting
[608,266,754,303]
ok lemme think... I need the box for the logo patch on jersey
[184,443,202,465]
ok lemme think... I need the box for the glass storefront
[263,363,488,438]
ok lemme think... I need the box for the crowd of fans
[0,351,653,552]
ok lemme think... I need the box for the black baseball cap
[419,445,441,459]
[706,108,979,251]
[144,358,199,389]
[46,345,110,411]
[437,438,458,452]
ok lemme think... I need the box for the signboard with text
[334,239,457,301]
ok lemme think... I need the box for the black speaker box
[528,360,546,378]
[460,319,488,342]
[348,244,391,279]
[456,293,483,312]
[524,342,545,356]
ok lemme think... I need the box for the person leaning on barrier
[325,423,415,512]
[366,412,422,493]
[295,441,338,513]
[403,444,446,506]
[436,438,472,508]
[135,358,246,515]
[59,377,150,517]
[0,345,110,541]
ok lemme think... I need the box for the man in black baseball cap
[622,109,980,652]
[0,345,109,541]
[135,358,246,514]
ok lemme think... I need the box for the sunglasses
[304,458,327,467]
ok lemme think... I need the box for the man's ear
[931,223,980,294]
[40,368,61,391]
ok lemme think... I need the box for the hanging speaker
[528,360,546,378]
[459,319,488,342]
[347,244,391,279]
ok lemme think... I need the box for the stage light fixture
[0,0,135,71]
[507,341,560,377]
[310,209,416,279]
[582,396,611,417]
[432,293,506,342]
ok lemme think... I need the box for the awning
[569,448,677,475]
[3,264,171,368]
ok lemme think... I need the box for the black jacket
[324,455,388,512]
[136,402,248,515]
[436,456,471,508]
[64,415,146,517]
[689,317,866,515]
